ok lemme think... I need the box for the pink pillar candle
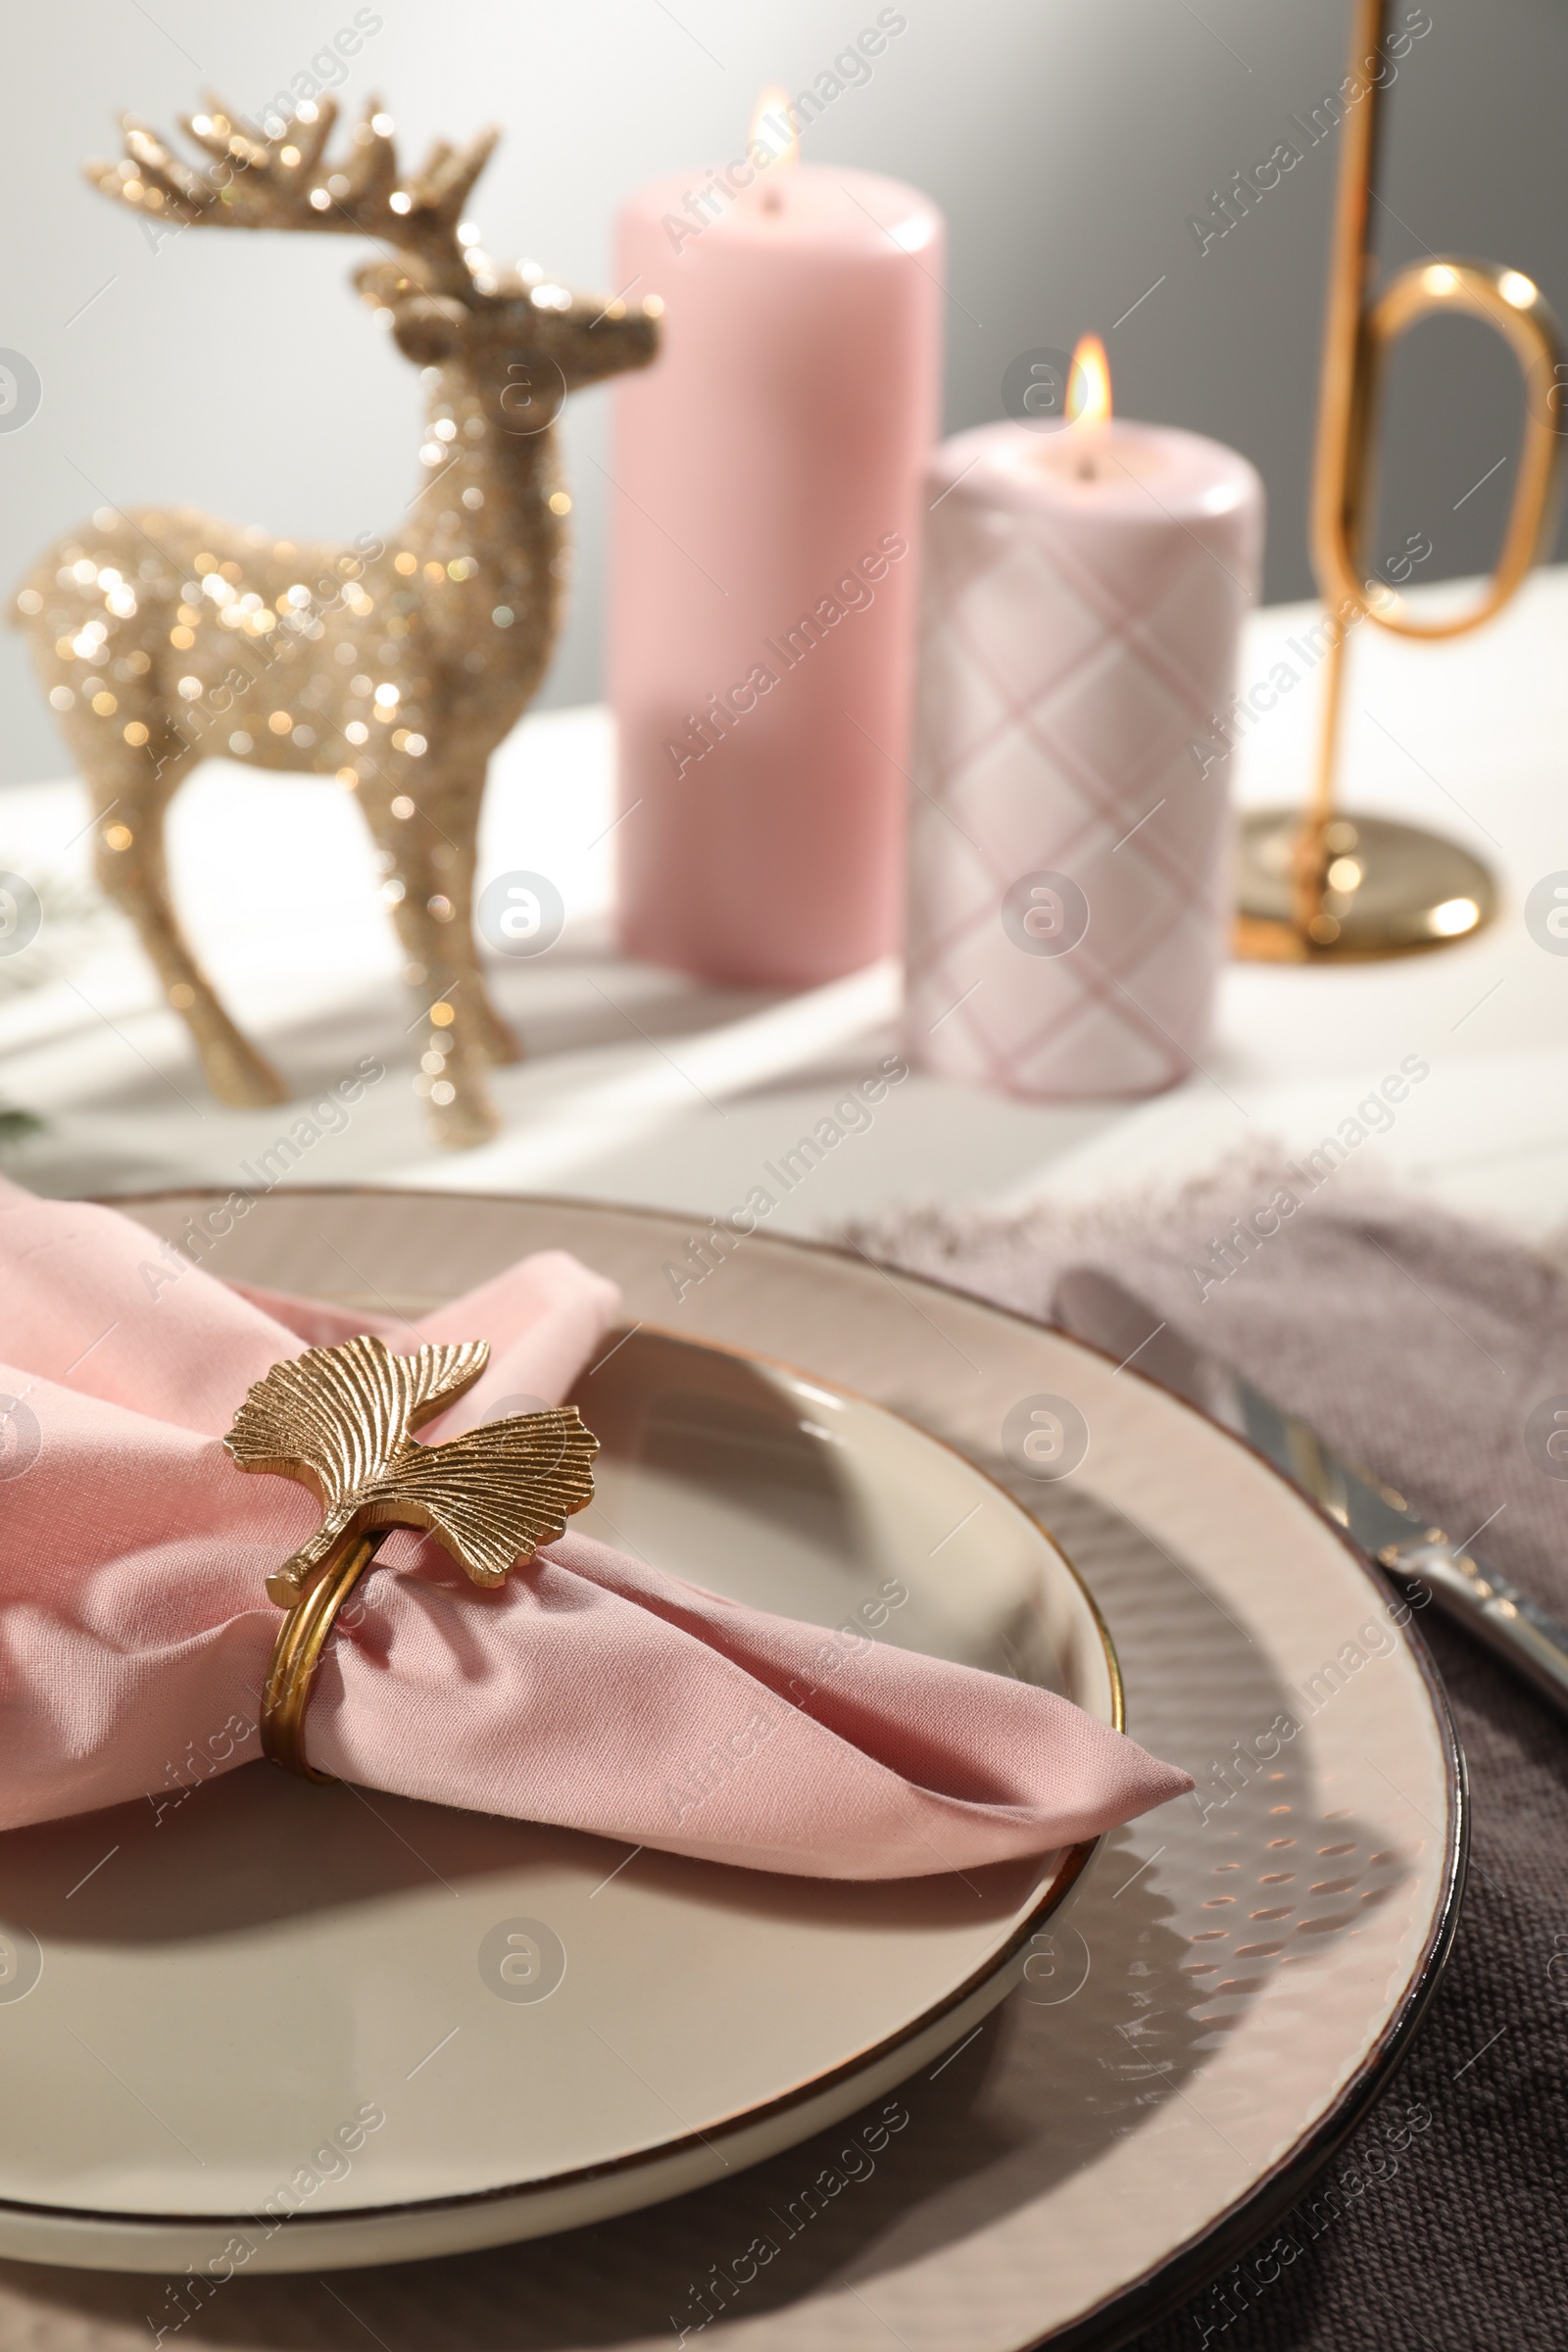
[904,416,1262,1097]
[610,164,945,988]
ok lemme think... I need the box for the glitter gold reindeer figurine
[12,97,662,1150]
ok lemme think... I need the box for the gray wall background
[1,0,1563,785]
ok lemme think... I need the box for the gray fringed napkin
[852,1148,1568,2352]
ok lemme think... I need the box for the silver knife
[1054,1265,1568,1719]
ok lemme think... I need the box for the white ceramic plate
[0,1191,1460,2352]
[0,1316,1112,2276]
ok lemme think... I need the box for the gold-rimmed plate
[0,1308,1112,2274]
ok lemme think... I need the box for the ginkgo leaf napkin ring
[223,1333,599,1783]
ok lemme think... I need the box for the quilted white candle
[905,349,1262,1099]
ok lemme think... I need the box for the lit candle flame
[1066,334,1111,430]
[751,87,800,194]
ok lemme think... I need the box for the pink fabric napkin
[0,1179,1189,1878]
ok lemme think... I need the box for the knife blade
[1054,1264,1568,1719]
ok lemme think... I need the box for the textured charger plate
[0,1189,1462,2351]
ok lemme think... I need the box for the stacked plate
[0,1190,1460,2351]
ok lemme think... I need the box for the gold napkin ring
[261,1533,381,1782]
[223,1333,599,1784]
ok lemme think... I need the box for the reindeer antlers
[86,95,499,300]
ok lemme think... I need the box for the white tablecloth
[2,569,1564,1241]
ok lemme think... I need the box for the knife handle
[1380,1534,1568,1715]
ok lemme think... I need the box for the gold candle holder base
[1233,809,1496,963]
[1235,3,1560,976]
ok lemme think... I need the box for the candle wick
[760,183,783,215]
[1076,456,1097,481]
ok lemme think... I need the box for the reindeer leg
[426,769,521,1067]
[462,933,523,1066]
[88,746,288,1108]
[363,785,502,1152]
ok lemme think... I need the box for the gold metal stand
[1235,0,1565,962]
[1235,811,1496,961]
